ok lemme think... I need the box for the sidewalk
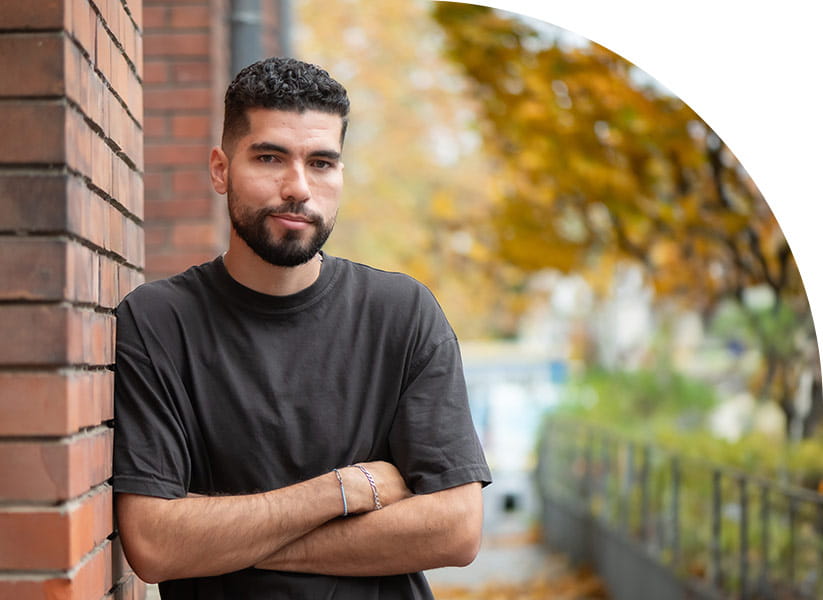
[426,503,607,600]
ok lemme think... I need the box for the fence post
[640,445,651,545]
[711,469,723,590]
[739,476,749,599]
[788,497,796,588]
[759,484,770,597]
[671,456,681,570]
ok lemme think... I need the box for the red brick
[146,142,210,166]
[64,38,94,114]
[65,104,93,177]
[143,61,169,85]
[169,5,210,28]
[0,485,112,570]
[109,51,129,104]
[0,102,65,164]
[172,114,211,139]
[0,370,113,436]
[98,255,118,309]
[147,251,213,279]
[143,170,168,194]
[144,115,168,139]
[143,32,209,56]
[172,222,217,249]
[0,174,69,231]
[69,0,96,59]
[144,86,211,109]
[0,428,113,502]
[108,160,144,220]
[126,218,146,269]
[172,61,211,83]
[0,34,65,97]
[0,540,113,600]
[0,305,114,367]
[166,60,212,83]
[144,223,170,248]
[95,20,113,83]
[0,238,99,304]
[117,265,144,300]
[0,1,65,29]
[0,174,140,258]
[146,198,213,220]
[127,57,144,119]
[127,0,142,31]
[0,239,69,302]
[89,129,113,195]
[172,169,212,193]
[142,5,168,28]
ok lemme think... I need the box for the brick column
[0,1,145,599]
[142,0,230,281]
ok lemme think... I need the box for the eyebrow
[249,142,341,161]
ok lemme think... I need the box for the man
[113,56,491,599]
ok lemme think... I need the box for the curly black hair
[221,56,350,150]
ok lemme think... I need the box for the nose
[280,164,311,203]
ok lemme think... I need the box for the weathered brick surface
[0,485,112,570]
[0,2,65,30]
[0,33,65,96]
[0,428,113,501]
[0,0,144,597]
[0,305,114,366]
[0,541,113,600]
[0,371,113,436]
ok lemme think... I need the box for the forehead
[240,108,344,151]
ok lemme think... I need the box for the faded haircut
[221,56,350,152]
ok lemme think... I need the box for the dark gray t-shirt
[112,254,491,599]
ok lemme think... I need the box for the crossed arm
[116,461,483,584]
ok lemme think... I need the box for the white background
[456,0,823,359]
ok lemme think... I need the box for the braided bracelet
[332,468,348,517]
[352,464,383,510]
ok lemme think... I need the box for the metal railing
[536,417,823,600]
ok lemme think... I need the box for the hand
[341,461,412,513]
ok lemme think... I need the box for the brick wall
[0,1,145,599]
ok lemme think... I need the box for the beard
[228,185,336,268]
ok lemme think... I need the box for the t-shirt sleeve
[388,306,492,494]
[112,298,191,499]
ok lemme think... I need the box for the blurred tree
[431,3,820,436]
[293,0,528,339]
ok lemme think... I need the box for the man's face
[213,108,344,267]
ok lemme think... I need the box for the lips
[268,213,315,230]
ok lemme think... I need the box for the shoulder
[333,257,440,311]
[331,257,455,343]
[116,260,215,321]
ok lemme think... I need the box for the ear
[209,146,229,195]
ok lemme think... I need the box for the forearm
[117,467,372,583]
[255,482,483,576]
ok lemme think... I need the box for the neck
[222,234,323,296]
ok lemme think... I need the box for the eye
[257,154,280,164]
[310,159,335,170]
